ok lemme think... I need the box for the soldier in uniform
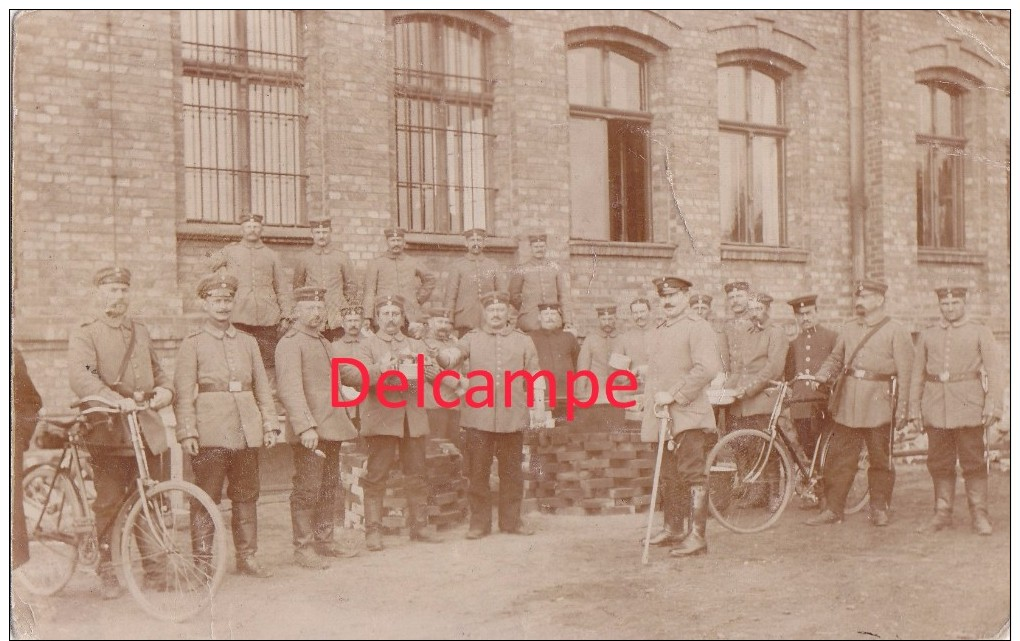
[444,228,507,336]
[276,286,361,569]
[175,274,281,578]
[721,292,790,510]
[363,227,438,324]
[784,295,838,467]
[806,279,913,527]
[690,293,713,321]
[68,266,175,598]
[454,291,540,539]
[908,287,1004,535]
[332,303,366,430]
[641,277,721,557]
[576,305,621,404]
[618,297,653,379]
[422,306,462,443]
[508,233,572,332]
[527,302,579,420]
[345,294,442,551]
[292,218,357,342]
[207,213,288,374]
[723,280,751,325]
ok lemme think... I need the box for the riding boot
[965,477,993,536]
[233,502,272,577]
[649,480,687,546]
[917,477,955,533]
[408,485,441,543]
[292,506,329,569]
[190,503,217,580]
[363,494,384,551]
[670,485,708,557]
[97,544,123,600]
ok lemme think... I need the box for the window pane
[608,120,649,242]
[752,136,781,245]
[717,66,744,121]
[916,145,931,245]
[915,84,932,134]
[568,47,603,107]
[569,117,610,240]
[932,87,954,137]
[607,51,641,111]
[749,70,779,125]
[719,132,746,242]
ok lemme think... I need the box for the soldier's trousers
[191,447,261,559]
[91,451,160,556]
[662,430,709,486]
[464,428,524,533]
[793,414,829,461]
[824,422,894,514]
[926,426,986,482]
[427,408,461,443]
[290,440,343,550]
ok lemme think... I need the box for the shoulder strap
[844,317,891,370]
[112,321,138,392]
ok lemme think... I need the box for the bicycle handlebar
[72,392,155,414]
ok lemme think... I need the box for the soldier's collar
[202,322,237,339]
[376,330,406,343]
[482,324,513,336]
[240,239,265,249]
[98,315,131,329]
[339,334,361,343]
[295,324,323,338]
[600,328,619,338]
[858,312,888,328]
[311,245,334,255]
[940,315,968,329]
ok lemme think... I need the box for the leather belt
[924,371,981,383]
[842,368,894,382]
[198,382,252,393]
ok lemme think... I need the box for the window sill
[404,232,519,255]
[720,243,809,263]
[568,239,676,259]
[176,222,312,245]
[916,247,986,266]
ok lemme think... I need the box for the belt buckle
[228,380,243,392]
[938,372,951,383]
[853,369,866,379]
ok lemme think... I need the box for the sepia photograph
[9,8,1011,639]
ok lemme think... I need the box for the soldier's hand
[652,391,674,406]
[181,438,200,456]
[301,428,319,450]
[151,386,173,410]
[423,362,442,381]
[116,396,138,413]
[263,430,280,447]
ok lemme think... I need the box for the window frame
[915,80,967,249]
[179,9,308,228]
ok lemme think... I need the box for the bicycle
[15,394,229,622]
[705,376,870,533]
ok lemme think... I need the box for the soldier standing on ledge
[509,233,572,332]
[363,227,437,325]
[444,228,507,337]
[276,286,361,569]
[642,277,721,557]
[908,287,1004,535]
[806,279,913,528]
[175,274,280,578]
[292,218,357,343]
[68,266,175,598]
[784,294,838,510]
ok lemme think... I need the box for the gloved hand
[151,386,173,410]
[301,427,319,450]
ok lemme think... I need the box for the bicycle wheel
[119,480,228,622]
[15,465,83,596]
[819,435,870,515]
[706,429,794,533]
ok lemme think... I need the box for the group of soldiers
[55,212,1005,600]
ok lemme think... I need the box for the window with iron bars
[181,10,307,226]
[393,15,495,234]
[915,81,966,249]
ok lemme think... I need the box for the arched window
[393,14,494,233]
[567,42,650,242]
[915,81,966,248]
[717,64,787,246]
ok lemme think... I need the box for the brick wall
[13,9,1010,406]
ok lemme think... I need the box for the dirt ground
[12,464,1011,640]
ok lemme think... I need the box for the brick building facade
[13,9,1010,410]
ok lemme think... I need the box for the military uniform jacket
[784,325,838,420]
[723,320,790,418]
[332,334,363,420]
[508,258,571,331]
[276,324,359,443]
[577,329,621,404]
[347,331,431,438]
[68,316,171,455]
[908,317,1003,429]
[208,241,286,326]
[640,310,721,442]
[456,326,540,433]
[174,322,280,449]
[422,335,462,409]
[292,246,356,330]
[444,254,506,330]
[617,326,652,394]
[527,328,579,406]
[363,253,437,323]
[815,314,914,429]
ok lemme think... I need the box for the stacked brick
[521,416,658,516]
[341,440,468,534]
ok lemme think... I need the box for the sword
[642,404,672,566]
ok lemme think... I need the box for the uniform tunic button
[806,345,811,351]
[805,356,811,362]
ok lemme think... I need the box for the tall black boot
[408,484,441,543]
[291,505,328,569]
[649,480,687,546]
[233,502,272,578]
[670,485,708,558]
[965,476,993,536]
[916,477,955,533]
[363,494,384,551]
